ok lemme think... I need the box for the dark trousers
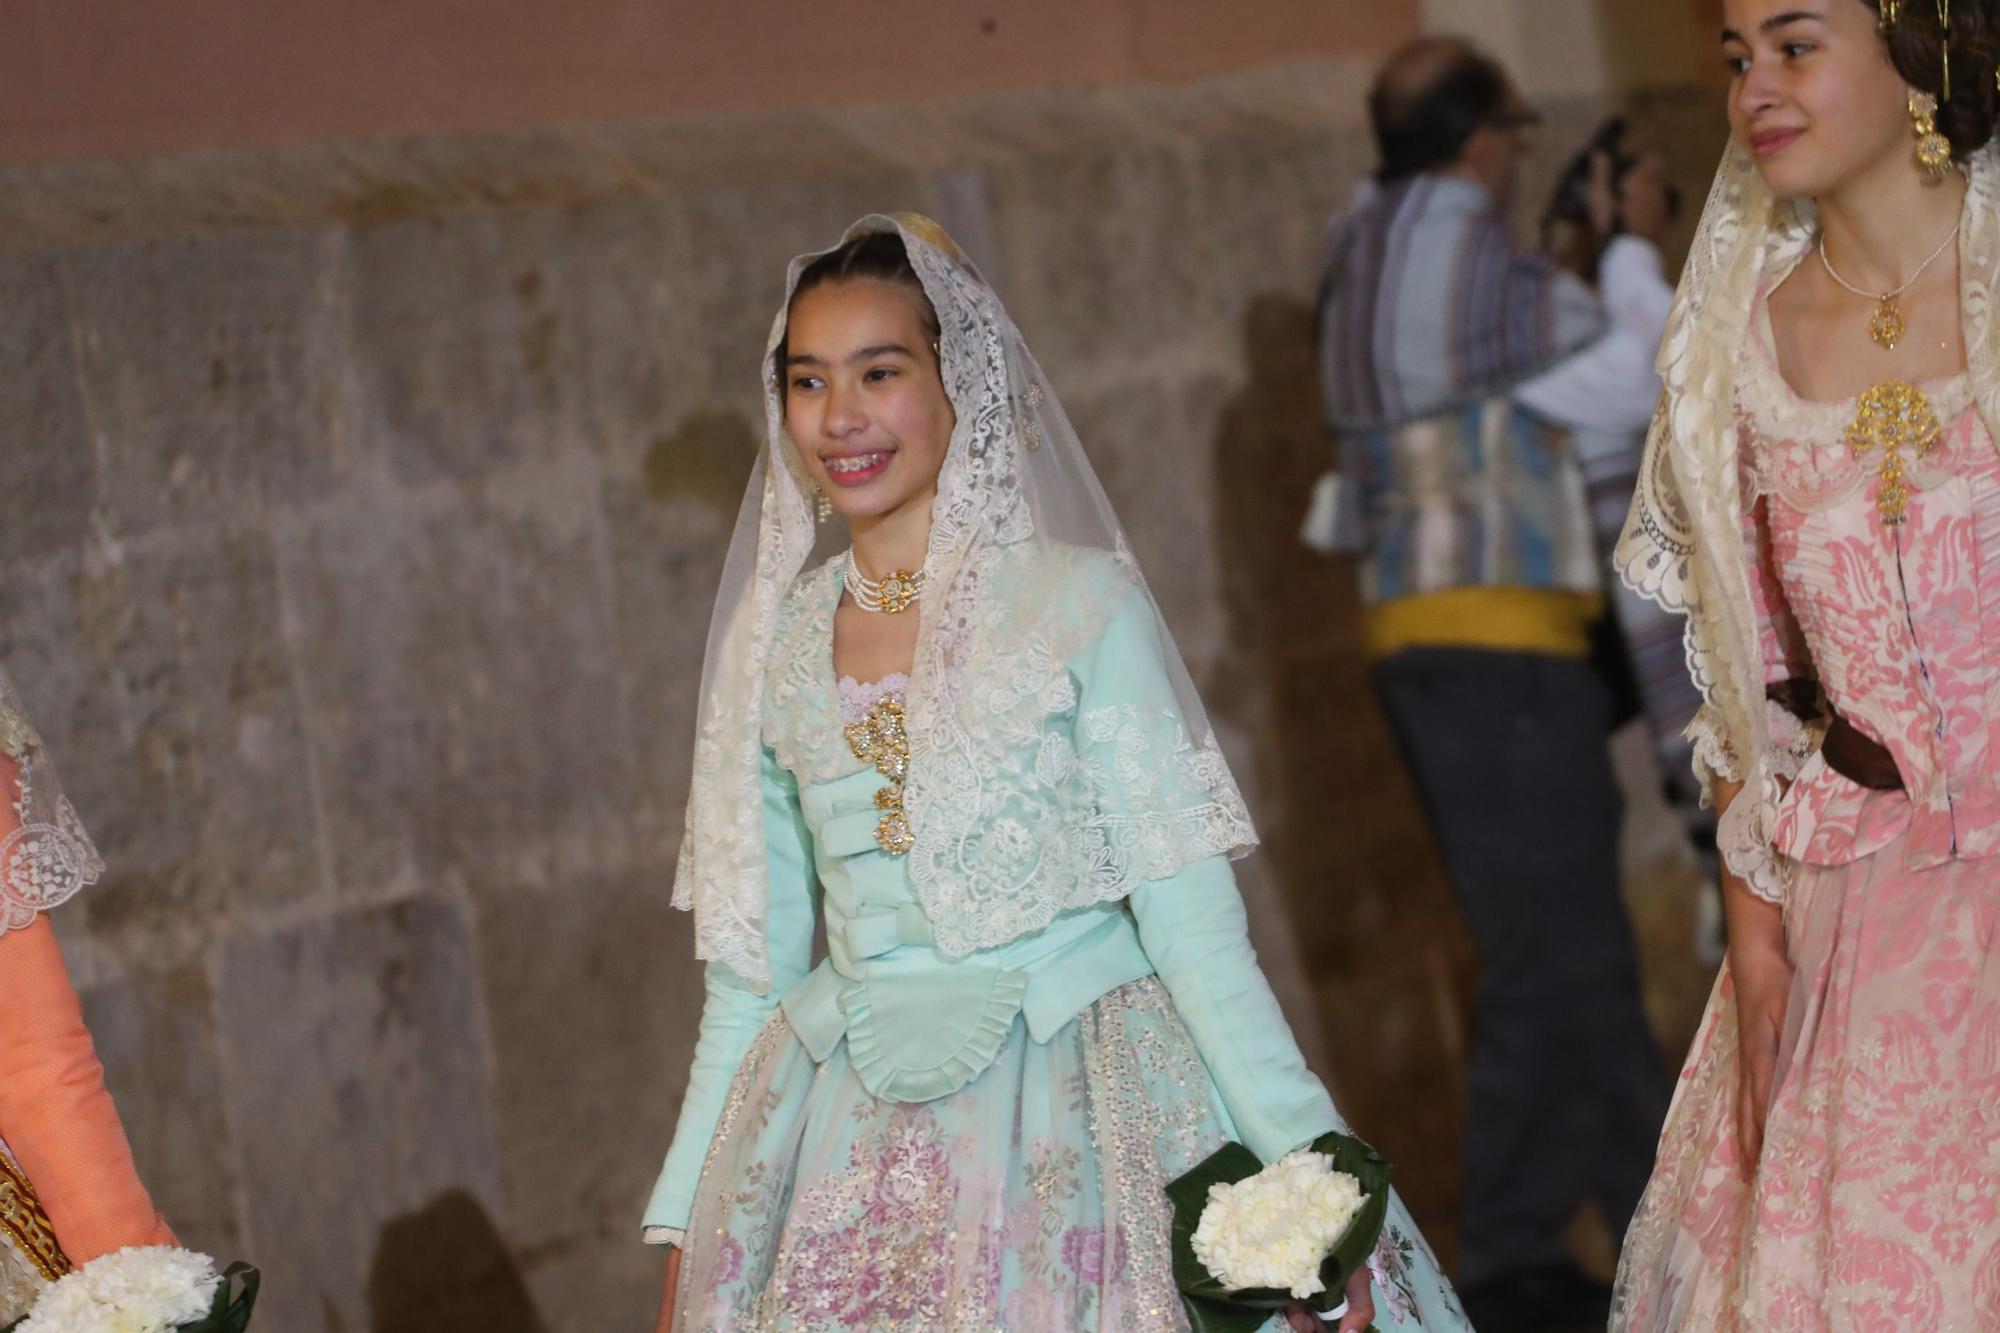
[1372,648,1670,1288]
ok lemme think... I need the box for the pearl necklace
[843,548,924,615]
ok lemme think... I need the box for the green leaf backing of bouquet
[1166,1131,1393,1332]
[192,1261,260,1332]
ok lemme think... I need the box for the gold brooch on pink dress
[1847,380,1942,526]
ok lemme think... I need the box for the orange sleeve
[0,752,174,1262]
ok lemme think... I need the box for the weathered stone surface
[352,193,717,487]
[600,479,736,841]
[0,529,322,957]
[214,894,504,1333]
[472,865,700,1251]
[985,145,1222,377]
[558,195,715,474]
[1057,371,1231,673]
[276,466,637,894]
[75,957,243,1255]
[62,227,353,536]
[0,255,97,568]
[1189,130,1374,316]
[519,1227,661,1333]
[349,206,596,485]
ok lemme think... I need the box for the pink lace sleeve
[1686,472,1819,905]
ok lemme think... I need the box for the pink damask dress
[1614,292,2000,1330]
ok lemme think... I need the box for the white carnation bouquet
[1,1248,259,1333]
[1166,1132,1390,1333]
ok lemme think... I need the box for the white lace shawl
[674,215,1255,990]
[1615,144,2000,904]
[0,666,104,934]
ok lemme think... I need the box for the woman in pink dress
[1612,0,2000,1327]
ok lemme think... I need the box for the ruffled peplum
[782,763,1154,1104]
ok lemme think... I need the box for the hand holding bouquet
[1168,1132,1390,1333]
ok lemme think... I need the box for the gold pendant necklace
[1867,298,1908,351]
[1816,220,1961,350]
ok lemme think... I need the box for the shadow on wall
[1206,292,1478,1270]
[645,407,761,516]
[368,1190,550,1333]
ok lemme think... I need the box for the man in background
[1315,36,1671,1333]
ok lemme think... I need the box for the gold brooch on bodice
[0,1152,70,1282]
[1847,380,1942,526]
[844,695,914,855]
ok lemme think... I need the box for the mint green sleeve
[1129,858,1340,1164]
[1071,581,1339,1164]
[641,747,819,1240]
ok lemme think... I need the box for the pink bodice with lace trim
[1736,299,2000,872]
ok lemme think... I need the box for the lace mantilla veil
[0,666,104,933]
[1614,142,2000,903]
[673,214,1255,991]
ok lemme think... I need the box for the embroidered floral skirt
[670,976,1464,1332]
[1612,846,2000,1331]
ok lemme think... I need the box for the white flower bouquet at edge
[1,1247,259,1333]
[1166,1131,1392,1333]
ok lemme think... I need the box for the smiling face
[782,276,956,529]
[1721,0,1912,200]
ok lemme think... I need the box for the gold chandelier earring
[813,483,833,524]
[1880,0,1899,29]
[1910,90,1955,180]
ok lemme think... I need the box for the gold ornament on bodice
[843,695,915,855]
[1847,380,1943,526]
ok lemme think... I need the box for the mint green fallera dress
[645,552,1469,1331]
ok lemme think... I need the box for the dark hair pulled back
[1869,0,2000,156]
[778,231,940,372]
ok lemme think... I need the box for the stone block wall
[1,63,1726,1329]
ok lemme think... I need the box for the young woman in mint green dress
[644,214,1468,1333]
